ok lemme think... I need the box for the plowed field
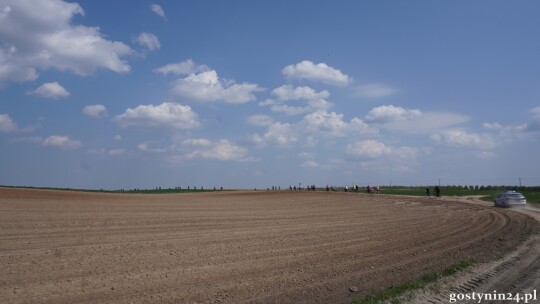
[0,188,537,304]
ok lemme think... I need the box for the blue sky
[1,0,539,189]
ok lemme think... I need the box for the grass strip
[352,259,475,304]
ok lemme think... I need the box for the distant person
[435,186,441,197]
[425,187,431,197]
[345,186,348,192]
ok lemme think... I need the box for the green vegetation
[352,259,475,304]
[380,185,540,204]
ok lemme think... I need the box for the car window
[507,194,522,198]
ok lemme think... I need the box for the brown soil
[407,196,540,304]
[0,188,537,304]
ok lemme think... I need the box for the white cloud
[346,140,392,158]
[381,111,470,134]
[356,83,397,98]
[301,110,376,137]
[108,148,125,156]
[346,140,421,161]
[272,85,330,101]
[42,135,81,150]
[484,107,540,137]
[483,122,502,130]
[477,151,496,159]
[267,103,311,116]
[282,60,351,86]
[253,110,377,147]
[150,4,166,20]
[365,105,470,134]
[154,59,208,76]
[82,104,107,118]
[252,122,298,146]
[137,142,167,152]
[299,152,315,159]
[114,134,122,141]
[526,106,540,132]
[171,70,264,104]
[247,115,273,127]
[182,138,212,147]
[261,86,334,116]
[115,102,200,129]
[0,113,17,132]
[30,82,70,99]
[532,106,540,119]
[301,160,319,168]
[365,105,422,123]
[137,32,160,51]
[0,0,132,85]
[431,130,495,149]
[184,139,249,161]
[0,46,38,83]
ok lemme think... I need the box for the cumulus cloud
[170,139,251,162]
[252,122,298,146]
[108,148,125,156]
[247,114,273,127]
[42,135,81,149]
[150,4,166,20]
[171,70,264,104]
[30,82,70,99]
[301,110,376,137]
[483,107,540,138]
[261,100,311,116]
[0,0,133,85]
[182,138,212,147]
[272,85,330,101]
[364,105,470,135]
[301,160,319,168]
[0,113,17,132]
[346,140,392,158]
[253,110,377,147]
[137,142,167,153]
[346,139,425,173]
[365,105,422,123]
[356,83,397,98]
[532,106,540,119]
[282,60,351,86]
[526,106,540,132]
[136,32,160,51]
[431,130,495,150]
[82,104,107,118]
[260,85,333,116]
[154,59,208,76]
[115,102,199,129]
[483,122,503,130]
[477,151,496,159]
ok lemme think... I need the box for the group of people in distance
[425,185,441,197]
[284,184,381,193]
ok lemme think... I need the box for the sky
[1,0,540,190]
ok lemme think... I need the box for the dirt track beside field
[0,188,537,304]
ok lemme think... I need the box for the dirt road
[409,196,540,304]
[0,188,537,304]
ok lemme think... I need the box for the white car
[493,191,527,207]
